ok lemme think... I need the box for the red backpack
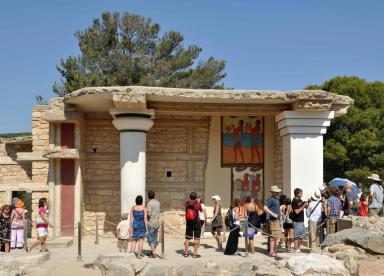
[185,201,198,222]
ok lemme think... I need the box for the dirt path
[358,259,384,276]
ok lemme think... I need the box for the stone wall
[0,164,32,183]
[82,113,210,233]
[0,191,7,207]
[83,113,120,233]
[31,106,50,183]
[0,140,32,183]
[146,115,210,209]
[274,122,283,188]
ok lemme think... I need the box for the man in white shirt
[306,191,323,248]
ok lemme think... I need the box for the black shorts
[185,223,201,240]
[283,223,293,230]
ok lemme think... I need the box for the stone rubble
[85,252,356,276]
[322,227,384,254]
[0,252,49,276]
[353,216,384,236]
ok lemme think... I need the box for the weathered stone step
[27,237,73,248]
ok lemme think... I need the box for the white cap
[212,195,221,201]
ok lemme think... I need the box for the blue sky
[0,0,383,132]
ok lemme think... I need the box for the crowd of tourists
[0,173,382,259]
[181,172,383,258]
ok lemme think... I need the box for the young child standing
[358,194,368,217]
[116,213,130,253]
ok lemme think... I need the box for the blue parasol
[328,178,359,194]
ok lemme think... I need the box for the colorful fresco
[232,167,263,205]
[222,116,264,166]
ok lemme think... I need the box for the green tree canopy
[307,76,384,185]
[53,12,226,95]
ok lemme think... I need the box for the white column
[112,115,153,214]
[276,111,335,201]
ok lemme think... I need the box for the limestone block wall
[31,106,50,183]
[0,140,32,183]
[0,191,7,207]
[146,115,210,209]
[83,113,120,233]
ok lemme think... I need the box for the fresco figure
[251,120,262,163]
[233,120,245,163]
[251,173,261,197]
[241,173,250,200]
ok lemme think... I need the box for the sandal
[269,253,277,257]
[183,251,189,257]
[193,254,201,258]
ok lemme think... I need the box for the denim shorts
[147,227,159,245]
[293,221,305,240]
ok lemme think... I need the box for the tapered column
[276,111,335,200]
[112,112,154,214]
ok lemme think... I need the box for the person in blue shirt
[263,185,282,257]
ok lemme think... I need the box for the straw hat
[15,200,24,208]
[367,174,381,182]
[212,195,221,201]
[270,186,282,193]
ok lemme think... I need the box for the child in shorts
[116,213,130,253]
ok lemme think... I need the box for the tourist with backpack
[224,197,241,255]
[184,192,203,258]
[10,200,25,249]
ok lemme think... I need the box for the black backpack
[224,207,234,227]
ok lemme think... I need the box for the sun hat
[367,174,381,182]
[15,200,24,208]
[270,185,282,193]
[212,195,221,201]
[311,191,321,201]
